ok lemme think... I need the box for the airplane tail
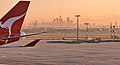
[0,1,30,38]
[24,39,40,47]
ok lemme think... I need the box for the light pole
[113,26,115,40]
[75,15,81,43]
[84,23,89,40]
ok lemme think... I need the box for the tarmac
[0,39,120,65]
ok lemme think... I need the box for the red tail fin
[24,39,40,47]
[0,1,30,38]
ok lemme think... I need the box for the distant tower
[66,17,70,21]
[34,20,38,28]
[56,18,59,27]
[66,17,70,27]
[109,22,113,39]
[53,19,56,22]
[66,17,74,28]
[59,16,63,22]
[56,18,59,22]
[52,19,56,27]
[115,21,118,30]
[70,20,74,28]
[59,16,64,27]
[110,22,112,34]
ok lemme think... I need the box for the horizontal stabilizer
[0,32,47,40]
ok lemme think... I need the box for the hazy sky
[0,0,120,25]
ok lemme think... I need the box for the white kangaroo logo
[0,13,26,37]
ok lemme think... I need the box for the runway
[0,39,120,65]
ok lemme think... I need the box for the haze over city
[1,0,120,27]
[1,1,120,65]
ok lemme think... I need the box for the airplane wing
[0,32,47,40]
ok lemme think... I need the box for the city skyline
[25,16,120,29]
[1,0,120,25]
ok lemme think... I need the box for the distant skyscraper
[115,21,118,30]
[59,16,65,27]
[34,20,38,27]
[59,16,63,22]
[66,17,73,28]
[37,16,74,28]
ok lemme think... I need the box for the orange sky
[0,0,120,25]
